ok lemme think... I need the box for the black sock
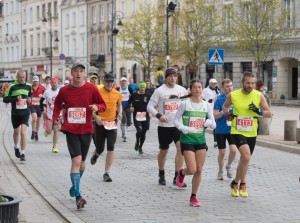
[159,170,165,178]
[191,194,196,198]
[174,171,178,178]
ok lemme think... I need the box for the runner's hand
[179,126,190,134]
[89,104,98,112]
[226,112,234,121]
[204,119,213,127]
[248,102,259,114]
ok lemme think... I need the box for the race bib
[103,121,117,130]
[31,97,40,106]
[136,112,147,121]
[189,117,205,132]
[67,107,86,124]
[236,116,253,131]
[122,94,129,101]
[16,99,27,109]
[164,100,179,116]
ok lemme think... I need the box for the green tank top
[231,89,261,137]
[180,99,208,145]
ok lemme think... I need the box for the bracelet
[220,110,224,114]
[156,113,163,119]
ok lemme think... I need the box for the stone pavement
[1,102,300,223]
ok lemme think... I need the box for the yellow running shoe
[239,184,248,197]
[44,131,49,137]
[52,147,58,153]
[231,185,239,197]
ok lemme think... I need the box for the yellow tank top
[231,89,261,137]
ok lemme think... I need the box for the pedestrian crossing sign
[208,49,224,65]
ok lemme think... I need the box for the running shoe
[123,136,127,142]
[239,184,248,197]
[217,171,223,180]
[214,142,218,148]
[159,174,166,185]
[14,147,20,158]
[69,186,76,197]
[44,131,49,137]
[52,147,58,153]
[103,173,112,182]
[190,196,201,207]
[134,141,139,151]
[76,196,87,209]
[90,153,99,165]
[20,154,26,161]
[226,165,232,179]
[138,147,143,154]
[122,133,125,138]
[176,169,185,187]
[230,181,239,197]
[173,177,187,187]
[34,132,39,141]
[31,131,35,140]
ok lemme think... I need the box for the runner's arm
[260,93,272,118]
[222,93,232,113]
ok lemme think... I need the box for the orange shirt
[97,86,122,121]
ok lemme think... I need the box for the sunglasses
[106,80,114,83]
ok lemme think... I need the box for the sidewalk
[1,103,300,222]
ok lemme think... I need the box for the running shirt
[214,93,232,134]
[180,99,209,145]
[148,84,188,127]
[230,89,261,137]
[127,91,151,121]
[202,86,220,104]
[31,85,45,107]
[97,86,122,121]
[119,85,131,108]
[42,83,51,91]
[43,88,59,120]
[53,82,106,134]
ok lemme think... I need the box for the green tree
[176,0,222,78]
[230,0,290,78]
[118,3,165,79]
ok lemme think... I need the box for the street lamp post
[110,0,123,77]
[166,1,177,68]
[42,12,59,78]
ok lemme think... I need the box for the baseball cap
[51,77,59,83]
[90,75,98,80]
[209,78,218,83]
[71,63,85,70]
[64,80,70,84]
[104,73,114,82]
[165,67,178,78]
[120,77,127,82]
[32,76,39,82]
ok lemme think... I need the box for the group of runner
[3,65,271,209]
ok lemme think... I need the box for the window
[100,5,104,23]
[23,35,27,57]
[15,21,19,34]
[37,34,40,56]
[48,3,51,17]
[284,0,295,28]
[54,1,58,16]
[23,8,26,24]
[108,36,111,54]
[132,0,136,13]
[6,23,8,35]
[72,38,76,56]
[224,5,232,32]
[65,14,69,28]
[37,6,40,22]
[29,8,33,23]
[11,22,13,35]
[81,11,85,26]
[92,37,96,54]
[42,32,46,48]
[108,4,112,21]
[72,12,76,27]
[81,35,85,56]
[30,35,33,56]
[92,6,96,24]
[243,3,251,26]
[99,37,104,54]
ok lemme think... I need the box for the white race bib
[67,108,86,124]
[136,112,147,121]
[164,100,180,116]
[16,99,28,109]
[189,117,205,132]
[103,121,117,130]
[31,97,40,106]
[122,94,129,101]
[236,116,253,132]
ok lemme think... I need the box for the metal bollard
[284,120,297,141]
[296,128,300,144]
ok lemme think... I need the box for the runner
[213,78,237,180]
[222,72,271,197]
[147,67,188,186]
[3,70,32,161]
[90,73,123,182]
[30,76,45,141]
[173,78,216,207]
[118,77,133,142]
[53,63,106,209]
[127,82,151,154]
[41,77,60,153]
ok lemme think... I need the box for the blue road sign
[59,53,65,60]
[208,49,224,65]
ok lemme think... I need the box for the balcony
[90,54,105,68]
